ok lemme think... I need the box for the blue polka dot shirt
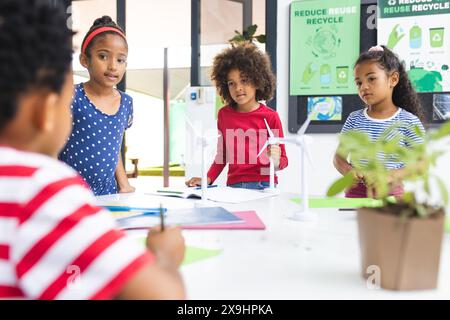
[59,83,133,196]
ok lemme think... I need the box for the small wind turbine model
[185,116,220,207]
[257,118,280,193]
[258,115,316,221]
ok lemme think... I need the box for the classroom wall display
[378,0,450,93]
[307,96,343,120]
[290,0,361,96]
[289,0,447,134]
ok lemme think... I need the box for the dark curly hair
[355,45,425,123]
[211,44,275,107]
[0,0,73,130]
[81,15,127,57]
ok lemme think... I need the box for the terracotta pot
[357,207,445,290]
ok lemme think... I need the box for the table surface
[96,192,450,300]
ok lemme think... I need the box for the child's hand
[119,184,136,193]
[185,177,211,187]
[267,144,281,169]
[146,226,185,269]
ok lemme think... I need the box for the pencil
[159,203,165,231]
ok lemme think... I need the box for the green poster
[290,0,361,96]
[379,0,450,18]
[378,0,450,93]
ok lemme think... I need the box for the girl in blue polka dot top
[59,16,135,196]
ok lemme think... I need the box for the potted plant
[327,121,450,290]
[228,24,266,47]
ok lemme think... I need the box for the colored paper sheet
[290,197,386,208]
[182,247,222,265]
[138,237,221,266]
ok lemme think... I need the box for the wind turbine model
[259,115,316,221]
[257,118,280,193]
[185,116,220,207]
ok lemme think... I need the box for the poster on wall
[378,0,450,93]
[290,0,361,96]
[307,96,343,120]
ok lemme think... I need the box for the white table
[96,192,450,299]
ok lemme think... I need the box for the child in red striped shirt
[186,44,288,190]
[0,0,184,300]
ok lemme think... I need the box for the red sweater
[207,104,288,185]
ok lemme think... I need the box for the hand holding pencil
[146,207,185,269]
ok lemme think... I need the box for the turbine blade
[257,141,269,157]
[297,113,313,135]
[264,118,274,138]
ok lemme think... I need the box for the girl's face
[81,33,128,87]
[354,60,399,107]
[226,69,257,110]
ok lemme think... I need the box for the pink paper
[182,211,265,230]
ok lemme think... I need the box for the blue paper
[116,207,244,229]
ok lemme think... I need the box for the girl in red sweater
[186,44,288,190]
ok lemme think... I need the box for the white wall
[275,0,450,203]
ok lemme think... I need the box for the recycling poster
[378,0,450,92]
[290,0,361,96]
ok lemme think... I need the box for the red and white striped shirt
[0,146,154,299]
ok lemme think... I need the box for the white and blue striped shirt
[341,108,425,169]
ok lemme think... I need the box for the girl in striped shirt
[333,45,425,198]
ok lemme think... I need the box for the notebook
[148,186,276,204]
[151,187,202,199]
[116,206,244,230]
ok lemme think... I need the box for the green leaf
[403,191,415,205]
[246,24,257,37]
[435,175,449,205]
[255,34,266,43]
[326,172,354,197]
[413,125,425,138]
[424,174,430,194]
[429,121,450,140]
[416,204,428,218]
[229,34,245,44]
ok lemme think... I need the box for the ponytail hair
[354,45,425,123]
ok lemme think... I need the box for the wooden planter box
[357,207,445,290]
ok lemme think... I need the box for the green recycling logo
[306,25,341,60]
[388,0,397,6]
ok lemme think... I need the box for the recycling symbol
[433,33,442,41]
[388,0,396,6]
[339,71,347,79]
